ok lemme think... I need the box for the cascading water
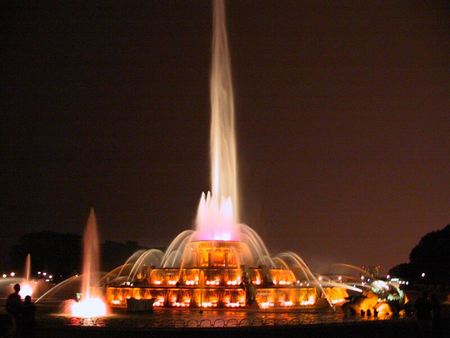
[103,0,362,310]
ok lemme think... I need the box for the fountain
[105,0,347,310]
[32,0,407,317]
[69,208,107,317]
[18,253,34,298]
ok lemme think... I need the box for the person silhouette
[5,283,23,337]
[22,295,36,338]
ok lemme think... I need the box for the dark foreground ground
[34,319,449,338]
[1,303,449,338]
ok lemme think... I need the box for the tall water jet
[71,208,106,317]
[104,1,354,310]
[19,253,33,298]
[80,208,100,300]
[24,253,31,282]
[196,0,239,240]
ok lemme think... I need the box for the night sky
[2,1,449,272]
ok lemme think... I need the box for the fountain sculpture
[31,0,406,316]
[105,0,348,310]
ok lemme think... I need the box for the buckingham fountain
[33,0,406,319]
[103,0,348,311]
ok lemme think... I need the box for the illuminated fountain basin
[105,210,346,309]
[106,239,328,309]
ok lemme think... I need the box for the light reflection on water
[65,308,395,328]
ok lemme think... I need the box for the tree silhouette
[390,224,450,285]
[8,232,147,280]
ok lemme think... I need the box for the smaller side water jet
[70,209,107,318]
[19,253,33,298]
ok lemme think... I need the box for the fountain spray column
[19,253,33,298]
[71,208,106,317]
[80,208,100,299]
[210,0,239,222]
[24,253,31,282]
[195,0,240,241]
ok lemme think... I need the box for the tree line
[6,231,147,281]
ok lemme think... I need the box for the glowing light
[260,301,274,309]
[195,192,239,241]
[71,297,107,318]
[421,272,426,278]
[153,297,165,307]
[2,274,6,278]
[19,283,33,298]
[10,272,15,277]
[201,301,218,308]
[280,300,293,306]
[331,298,345,304]
[300,295,316,306]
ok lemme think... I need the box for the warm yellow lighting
[300,295,315,306]
[71,297,107,318]
[153,297,165,307]
[260,301,274,309]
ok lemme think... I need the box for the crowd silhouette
[4,284,36,338]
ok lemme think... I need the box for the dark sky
[2,1,449,272]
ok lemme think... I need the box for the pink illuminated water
[196,0,239,241]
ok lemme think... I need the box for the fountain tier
[106,239,340,309]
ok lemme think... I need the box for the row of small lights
[1,271,54,283]
[2,272,17,278]
[118,271,425,291]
